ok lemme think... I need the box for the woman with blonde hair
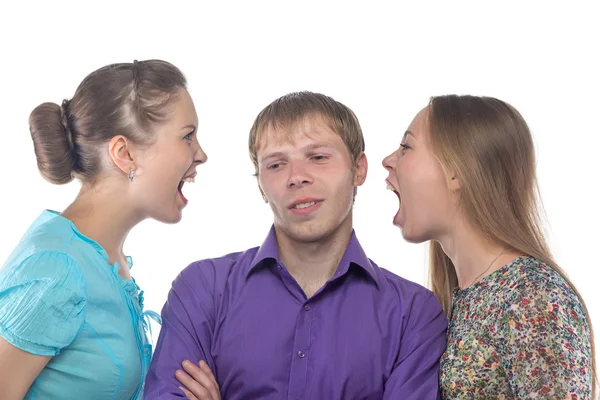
[383,94,595,398]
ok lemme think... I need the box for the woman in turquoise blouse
[0,59,207,399]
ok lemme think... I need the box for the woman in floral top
[383,94,595,398]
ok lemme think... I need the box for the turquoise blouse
[0,210,159,399]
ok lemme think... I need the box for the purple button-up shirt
[144,227,447,399]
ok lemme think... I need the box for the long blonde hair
[427,94,596,396]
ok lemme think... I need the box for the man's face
[257,115,367,243]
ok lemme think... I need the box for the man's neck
[276,217,353,298]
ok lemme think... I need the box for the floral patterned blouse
[440,255,592,399]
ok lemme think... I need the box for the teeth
[294,201,316,209]
[386,183,400,194]
[183,177,195,183]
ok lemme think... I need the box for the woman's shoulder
[2,210,92,274]
[501,256,580,304]
[0,213,88,356]
[496,256,588,336]
[1,211,88,293]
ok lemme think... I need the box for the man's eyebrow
[260,151,286,162]
[302,142,336,152]
[260,142,336,161]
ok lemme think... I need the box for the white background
[1,1,598,367]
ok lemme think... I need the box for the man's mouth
[293,201,316,209]
[287,198,324,216]
[288,198,323,209]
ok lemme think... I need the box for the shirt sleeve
[383,290,448,400]
[500,277,593,398]
[0,251,86,356]
[144,260,221,399]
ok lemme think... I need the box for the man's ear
[353,152,368,187]
[258,182,268,203]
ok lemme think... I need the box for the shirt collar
[246,225,380,288]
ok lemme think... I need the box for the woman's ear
[108,135,135,177]
[449,174,460,191]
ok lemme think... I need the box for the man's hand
[176,360,221,400]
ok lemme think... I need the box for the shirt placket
[274,263,314,400]
[287,300,314,400]
[121,287,150,399]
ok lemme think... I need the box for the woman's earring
[129,168,135,182]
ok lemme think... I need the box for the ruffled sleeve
[0,251,86,356]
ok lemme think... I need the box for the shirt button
[144,348,149,355]
[297,350,305,358]
[304,304,311,311]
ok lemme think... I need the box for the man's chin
[277,217,351,244]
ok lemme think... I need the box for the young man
[144,92,448,399]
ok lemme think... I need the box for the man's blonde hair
[248,91,365,176]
